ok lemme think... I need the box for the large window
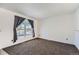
[16,19,32,37]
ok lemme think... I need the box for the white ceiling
[0,3,79,19]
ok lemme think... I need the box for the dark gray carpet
[3,38,79,55]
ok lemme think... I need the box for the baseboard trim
[0,49,9,55]
[37,37,74,45]
[74,45,79,50]
[38,37,79,50]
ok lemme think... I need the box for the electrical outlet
[66,38,68,40]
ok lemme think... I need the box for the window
[16,19,32,37]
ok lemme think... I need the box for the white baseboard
[74,44,79,50]
[0,49,9,55]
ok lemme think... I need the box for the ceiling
[0,3,79,19]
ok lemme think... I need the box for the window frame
[16,20,33,37]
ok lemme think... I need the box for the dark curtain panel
[28,19,35,37]
[13,16,25,43]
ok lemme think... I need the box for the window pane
[28,25,31,28]
[20,24,24,29]
[26,26,29,28]
[16,19,33,37]
[26,30,32,35]
[19,30,24,36]
[17,30,20,36]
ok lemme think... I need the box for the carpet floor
[3,38,79,55]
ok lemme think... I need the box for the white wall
[0,8,38,49]
[40,14,75,44]
[74,8,79,49]
[0,7,79,49]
